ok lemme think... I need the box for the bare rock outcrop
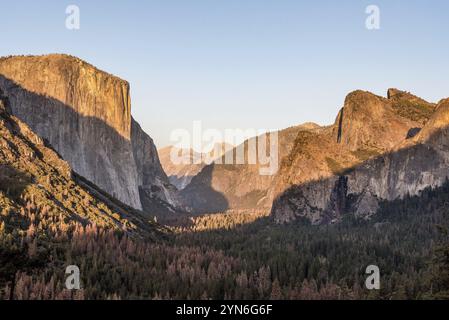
[333,90,424,152]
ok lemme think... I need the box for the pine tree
[428,228,449,299]
[270,279,282,300]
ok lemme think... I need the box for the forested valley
[1,179,449,300]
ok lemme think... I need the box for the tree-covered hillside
[1,178,448,299]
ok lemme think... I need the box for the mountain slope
[180,123,320,213]
[0,91,163,239]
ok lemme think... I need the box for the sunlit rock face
[270,89,447,224]
[0,54,179,211]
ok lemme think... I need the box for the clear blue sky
[1,0,449,148]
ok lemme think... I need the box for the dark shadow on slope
[180,160,269,214]
[73,172,169,238]
[336,107,344,143]
[407,127,421,139]
[179,163,229,214]
[179,132,284,214]
[0,165,32,203]
[168,174,195,190]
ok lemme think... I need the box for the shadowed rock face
[0,54,179,212]
[271,90,447,224]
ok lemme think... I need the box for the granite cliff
[0,54,180,213]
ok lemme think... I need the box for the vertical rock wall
[0,54,177,211]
